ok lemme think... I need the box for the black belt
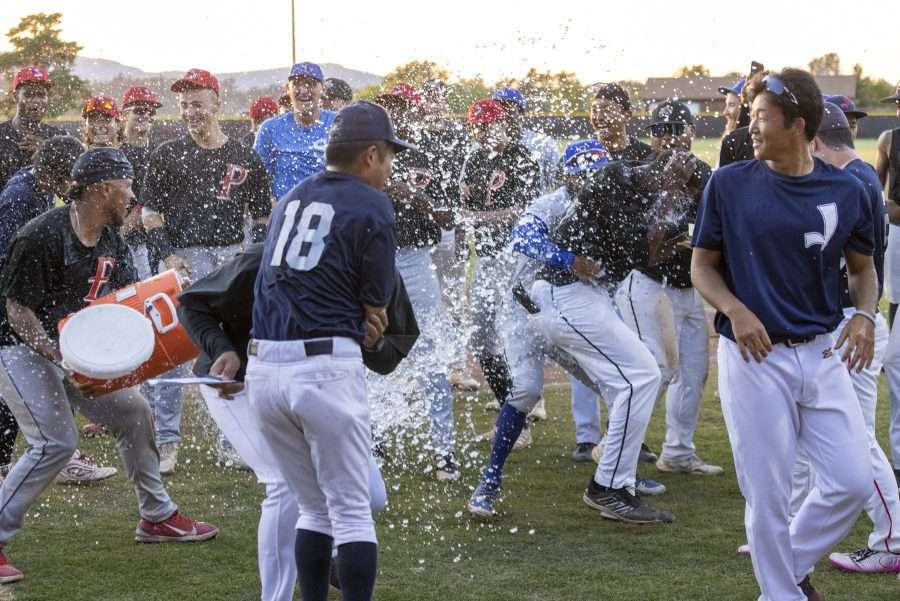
[771,335,816,348]
[248,339,334,357]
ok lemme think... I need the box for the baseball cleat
[467,482,500,518]
[55,451,117,484]
[159,442,178,475]
[636,474,667,496]
[737,544,751,557]
[135,511,219,543]
[798,576,821,601]
[483,399,502,412]
[571,443,597,463]
[639,443,658,464]
[828,548,900,573]
[513,426,533,450]
[0,551,23,584]
[528,398,547,421]
[656,455,724,476]
[435,454,461,481]
[582,478,674,524]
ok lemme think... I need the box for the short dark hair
[816,127,855,150]
[592,83,631,113]
[746,68,823,141]
[325,140,389,168]
[33,135,83,179]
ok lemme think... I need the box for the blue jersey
[693,158,874,342]
[254,110,337,198]
[0,168,53,259]
[841,159,886,308]
[252,170,396,343]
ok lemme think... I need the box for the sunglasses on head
[763,74,799,105]
[649,122,686,138]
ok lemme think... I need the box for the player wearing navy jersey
[692,70,877,601]
[249,101,413,601]
[0,148,218,584]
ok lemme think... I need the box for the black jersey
[719,127,754,167]
[542,161,672,287]
[0,206,137,341]
[179,244,418,380]
[417,124,469,210]
[460,143,540,257]
[120,143,153,248]
[0,120,67,192]
[607,135,653,162]
[640,157,712,288]
[142,136,273,249]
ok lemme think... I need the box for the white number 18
[270,200,335,271]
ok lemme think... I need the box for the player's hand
[729,305,773,363]
[362,317,382,350]
[210,351,241,380]
[571,256,603,282]
[164,254,191,282]
[17,133,44,155]
[64,371,106,399]
[835,314,875,373]
[363,305,388,349]
[663,151,697,189]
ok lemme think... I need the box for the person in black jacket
[177,243,417,601]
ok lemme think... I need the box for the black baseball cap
[328,101,417,152]
[324,78,353,102]
[69,147,135,199]
[818,101,851,133]
[647,100,694,127]
[880,83,900,103]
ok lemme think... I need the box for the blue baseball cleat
[467,482,501,517]
[636,474,667,496]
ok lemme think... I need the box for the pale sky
[2,0,899,84]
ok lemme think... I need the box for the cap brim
[645,120,692,128]
[880,94,900,103]
[717,87,735,96]
[171,80,216,94]
[845,110,868,119]
[125,101,163,109]
[389,137,417,153]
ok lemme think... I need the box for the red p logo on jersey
[218,163,248,200]
[84,257,116,302]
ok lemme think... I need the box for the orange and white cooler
[58,270,199,395]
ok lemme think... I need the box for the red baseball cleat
[134,511,219,543]
[0,551,23,584]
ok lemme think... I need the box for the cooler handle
[145,293,179,335]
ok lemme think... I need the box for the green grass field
[1,364,898,601]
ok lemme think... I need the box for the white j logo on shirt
[804,203,838,251]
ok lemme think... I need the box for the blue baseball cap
[492,87,526,111]
[328,101,417,152]
[823,95,867,119]
[717,79,745,96]
[289,61,324,82]
[561,140,610,175]
[818,101,851,133]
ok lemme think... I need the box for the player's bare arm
[834,249,878,372]
[691,247,772,363]
[141,207,191,276]
[875,129,891,187]
[5,298,60,364]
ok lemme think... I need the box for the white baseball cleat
[829,548,900,573]
[55,450,117,484]
[737,544,751,557]
[159,442,178,475]
[528,398,547,421]
[656,455,724,476]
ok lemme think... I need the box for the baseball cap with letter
[328,101,417,152]
[562,140,610,175]
[289,62,324,83]
[467,99,506,125]
[13,65,53,91]
[170,68,220,96]
[492,87,527,111]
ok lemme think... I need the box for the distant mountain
[72,57,383,91]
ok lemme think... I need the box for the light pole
[291,0,296,64]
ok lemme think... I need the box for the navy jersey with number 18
[252,170,397,344]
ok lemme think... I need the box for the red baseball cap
[467,99,505,125]
[83,94,120,118]
[12,65,53,91]
[170,68,220,96]
[376,82,423,106]
[122,86,162,109]
[250,96,279,120]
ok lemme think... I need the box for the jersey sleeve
[692,171,724,250]
[253,121,276,180]
[0,234,50,310]
[845,184,875,256]
[140,145,173,214]
[358,220,397,307]
[244,152,275,219]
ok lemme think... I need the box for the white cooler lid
[60,304,155,379]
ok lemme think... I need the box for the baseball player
[141,68,273,472]
[374,83,460,479]
[614,101,722,477]
[248,101,413,601]
[323,78,353,112]
[0,66,65,192]
[692,69,876,601]
[491,87,560,193]
[254,62,336,198]
[469,150,698,523]
[178,241,421,601]
[0,148,218,583]
[81,94,121,149]
[245,96,279,148]
[460,99,540,414]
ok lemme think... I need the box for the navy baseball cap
[492,87,526,111]
[718,79,745,96]
[648,100,694,126]
[824,95,867,119]
[561,140,610,175]
[880,83,900,103]
[69,147,135,198]
[818,101,851,133]
[289,62,324,82]
[328,101,417,152]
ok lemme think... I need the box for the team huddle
[0,57,899,601]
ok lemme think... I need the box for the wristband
[146,226,173,263]
[853,309,877,326]
[251,223,268,243]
